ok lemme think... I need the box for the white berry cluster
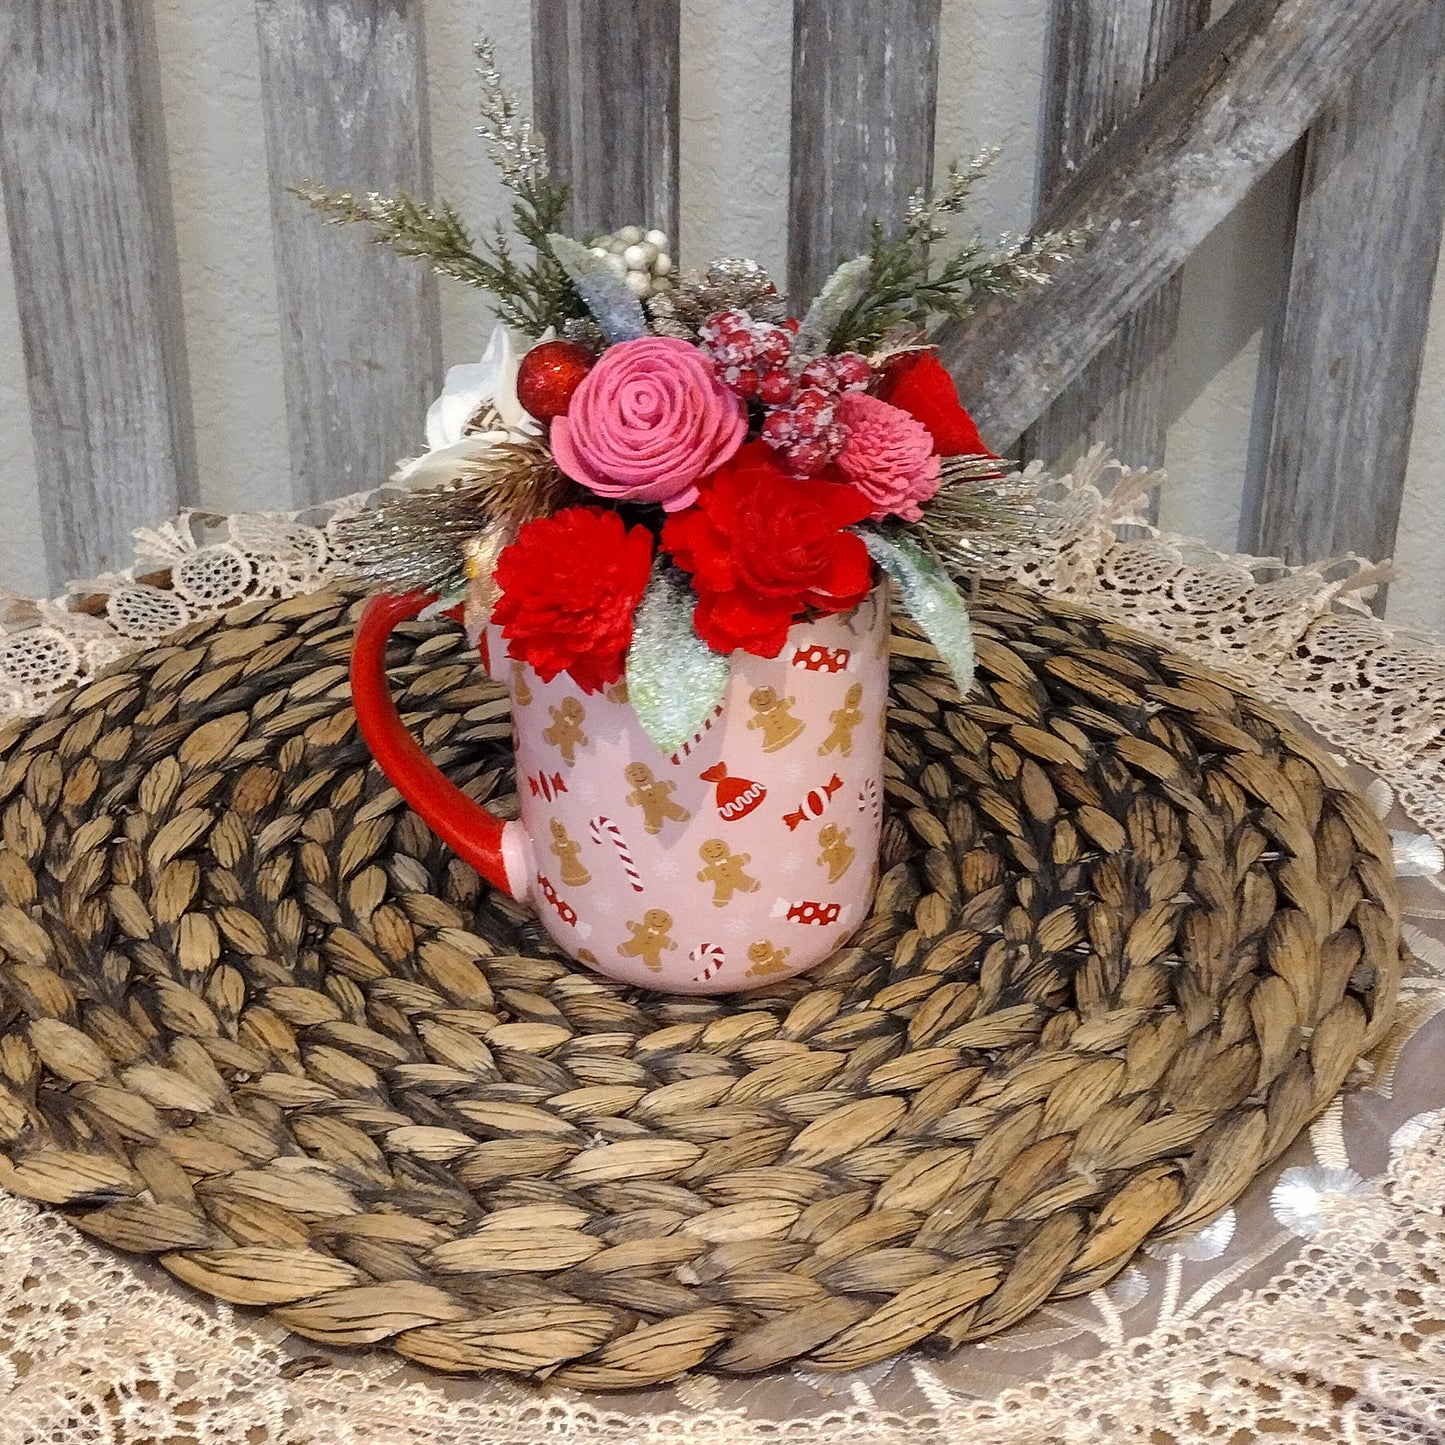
[588,226,674,299]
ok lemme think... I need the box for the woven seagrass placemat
[0,581,1403,1389]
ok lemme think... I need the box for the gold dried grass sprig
[917,455,1052,572]
[334,434,578,600]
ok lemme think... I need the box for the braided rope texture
[0,582,1403,1389]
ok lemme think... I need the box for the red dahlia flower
[492,507,653,692]
[876,350,994,458]
[661,441,874,658]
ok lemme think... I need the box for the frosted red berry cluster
[698,308,873,477]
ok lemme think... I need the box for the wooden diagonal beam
[937,0,1432,447]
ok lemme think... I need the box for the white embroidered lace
[0,451,1441,1443]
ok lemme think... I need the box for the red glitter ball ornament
[516,340,595,421]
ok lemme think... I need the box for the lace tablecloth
[0,452,1441,1444]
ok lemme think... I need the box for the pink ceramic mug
[351,586,889,993]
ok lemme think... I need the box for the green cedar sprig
[822,152,1090,353]
[293,184,578,336]
[293,36,585,337]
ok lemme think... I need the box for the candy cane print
[690,944,726,983]
[589,815,644,892]
[858,778,881,821]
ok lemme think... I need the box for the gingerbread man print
[618,909,678,971]
[543,697,588,764]
[512,662,533,707]
[747,686,805,752]
[623,762,691,835]
[818,682,864,758]
[817,823,856,883]
[696,839,761,907]
[745,940,792,979]
[548,819,591,888]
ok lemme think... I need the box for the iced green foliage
[548,234,649,344]
[861,530,975,698]
[626,564,730,754]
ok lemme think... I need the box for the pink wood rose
[550,336,748,511]
[833,391,942,522]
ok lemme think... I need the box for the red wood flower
[876,350,994,458]
[492,507,654,692]
[662,441,873,658]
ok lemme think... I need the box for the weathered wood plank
[1247,2,1445,583]
[788,0,942,308]
[531,0,680,242]
[937,0,1431,447]
[1026,0,1210,472]
[255,0,442,508]
[0,0,196,585]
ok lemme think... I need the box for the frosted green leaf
[547,233,648,343]
[626,565,730,755]
[862,529,975,697]
[793,256,871,362]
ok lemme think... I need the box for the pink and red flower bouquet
[321,39,1075,751]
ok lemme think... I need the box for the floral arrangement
[308,40,1082,752]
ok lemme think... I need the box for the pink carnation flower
[551,337,747,511]
[833,392,942,522]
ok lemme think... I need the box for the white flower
[1390,829,1445,877]
[397,323,542,484]
[1269,1165,1367,1237]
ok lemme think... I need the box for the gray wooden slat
[1026,0,1210,473]
[936,0,1431,448]
[788,0,943,308]
[0,0,196,586]
[1246,2,1445,584]
[255,0,442,509]
[531,0,680,242]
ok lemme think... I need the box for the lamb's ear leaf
[793,256,871,361]
[547,233,649,343]
[626,563,729,754]
[860,528,975,697]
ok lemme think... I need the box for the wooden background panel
[532,0,681,242]
[1248,1,1445,588]
[788,0,943,307]
[0,0,196,586]
[255,0,441,509]
[1025,0,1211,476]
[938,0,1433,448]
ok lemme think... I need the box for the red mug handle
[350,591,531,899]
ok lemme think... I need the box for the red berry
[706,308,751,334]
[756,326,793,368]
[799,357,841,393]
[719,327,755,358]
[731,368,760,399]
[515,340,595,421]
[791,386,833,419]
[761,410,795,447]
[833,352,873,390]
[759,369,795,405]
[782,318,801,333]
[786,442,829,476]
